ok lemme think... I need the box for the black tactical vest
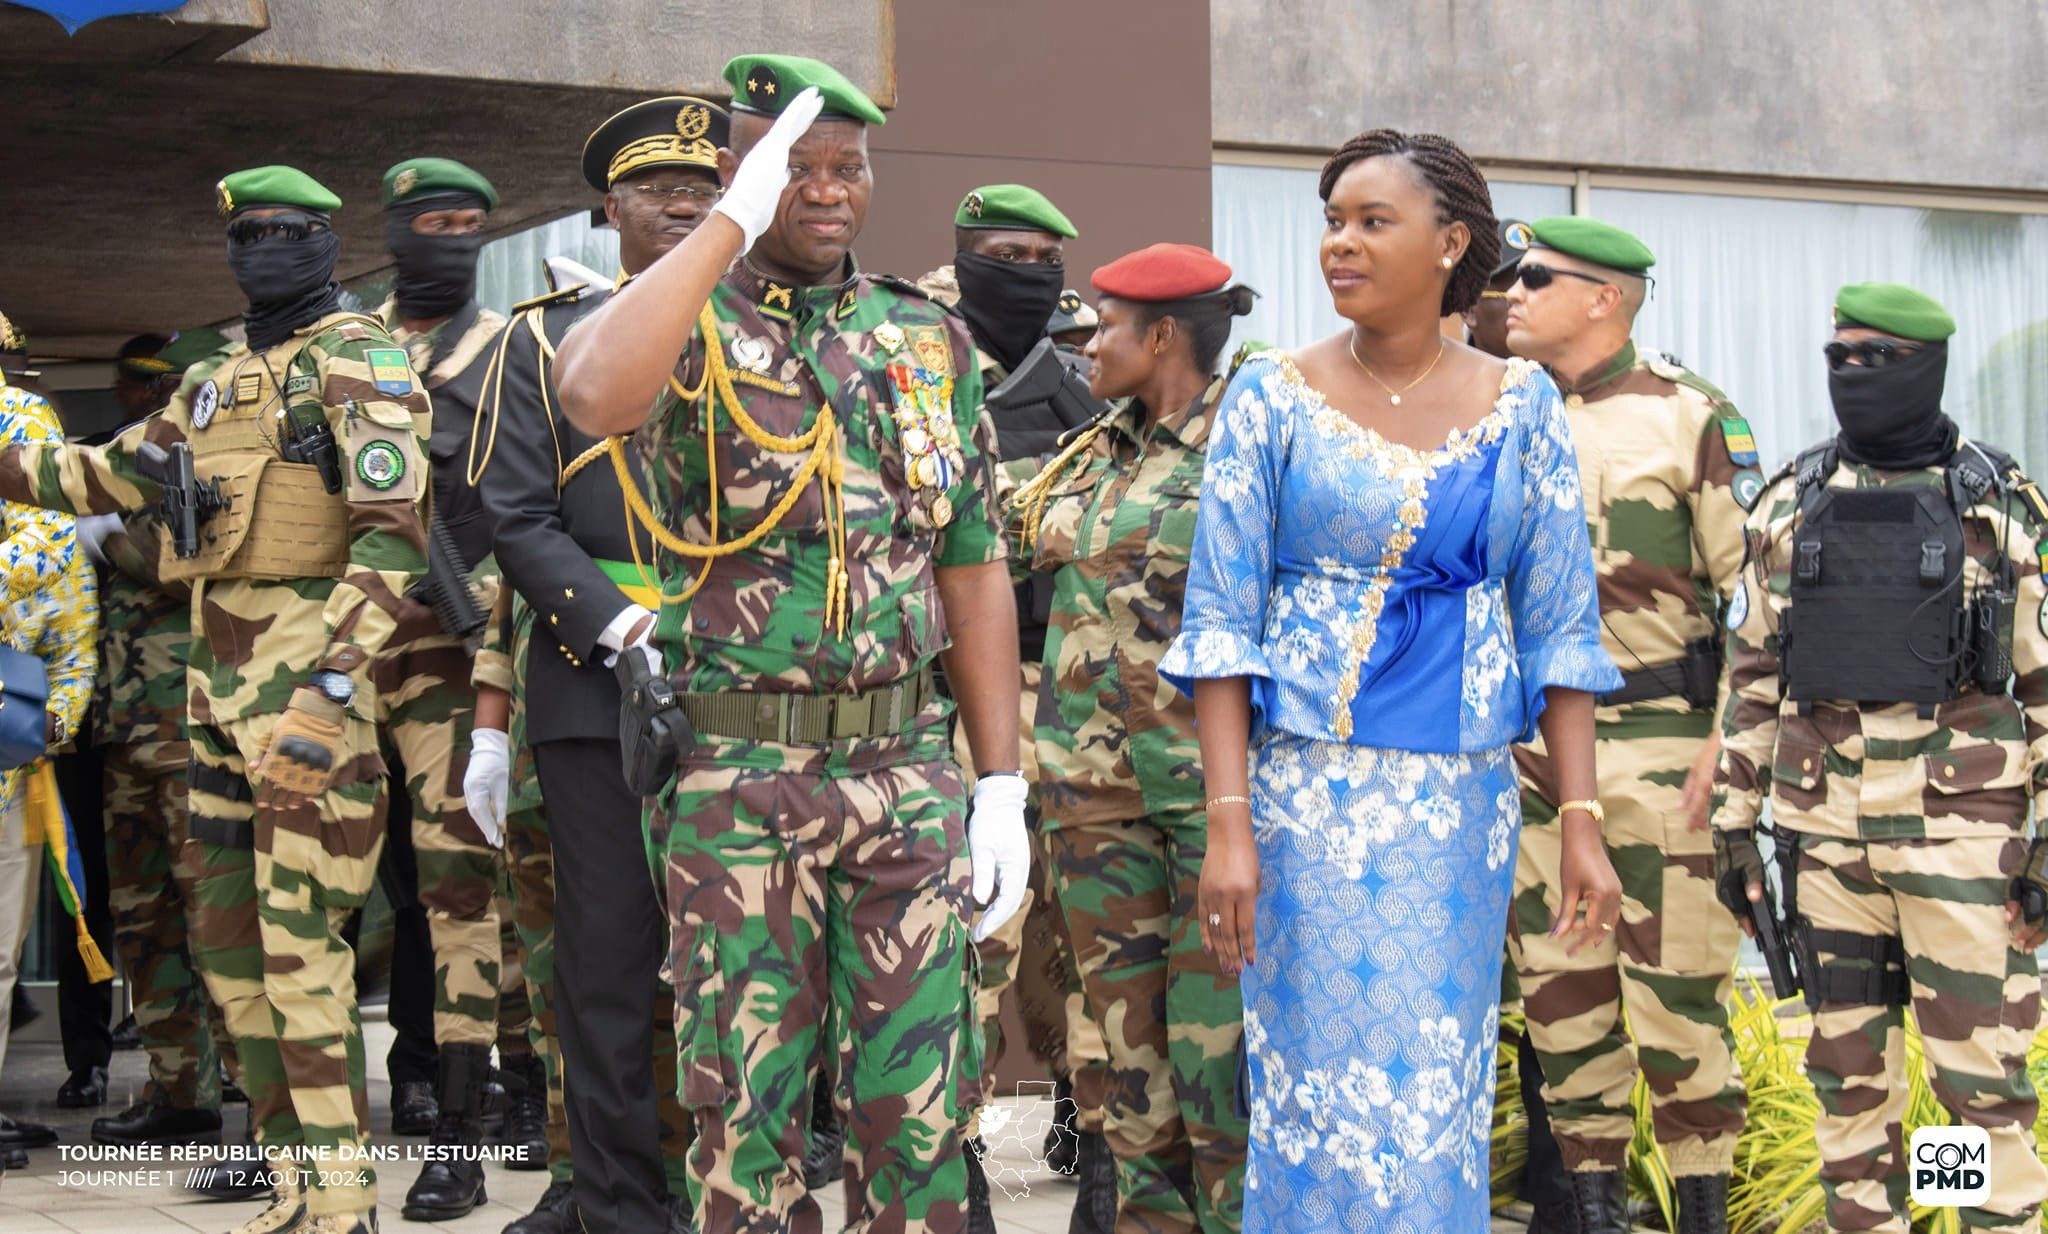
[1782,442,2013,707]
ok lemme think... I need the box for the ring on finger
[1208,912,1223,927]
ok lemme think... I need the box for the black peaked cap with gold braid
[582,96,731,192]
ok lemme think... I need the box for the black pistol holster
[615,648,692,797]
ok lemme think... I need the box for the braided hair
[1318,130,1499,316]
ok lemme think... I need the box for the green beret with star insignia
[215,165,341,219]
[955,184,1077,238]
[1833,281,1956,341]
[382,157,499,210]
[1527,215,1656,274]
[722,53,885,125]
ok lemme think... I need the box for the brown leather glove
[253,687,348,805]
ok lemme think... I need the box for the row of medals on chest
[725,319,965,527]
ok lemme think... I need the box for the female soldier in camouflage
[1009,243,1255,1234]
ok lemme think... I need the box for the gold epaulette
[512,284,588,314]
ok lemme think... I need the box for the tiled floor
[1,1012,1566,1232]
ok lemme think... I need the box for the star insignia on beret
[964,191,984,219]
[214,179,233,217]
[677,104,710,141]
[393,167,420,197]
[747,76,759,92]
[1058,290,1082,313]
[764,80,776,95]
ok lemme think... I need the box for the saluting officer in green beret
[0,166,435,1234]
[552,54,1030,1233]
[1714,284,2048,1234]
[365,156,526,1222]
[1501,215,1755,1234]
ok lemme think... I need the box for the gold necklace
[1348,332,1445,407]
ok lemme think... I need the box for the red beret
[1090,243,1232,302]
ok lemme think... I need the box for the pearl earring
[1441,257,1455,269]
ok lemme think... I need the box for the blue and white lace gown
[1161,354,1618,1233]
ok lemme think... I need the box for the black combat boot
[1567,1169,1628,1234]
[1043,1075,1080,1176]
[93,1090,224,1145]
[402,1042,490,1220]
[1675,1173,1730,1234]
[498,1055,548,1171]
[1068,1130,1116,1234]
[503,1179,578,1234]
[801,1075,845,1188]
[963,1137,996,1234]
[390,1078,437,1136]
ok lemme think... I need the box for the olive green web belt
[675,667,937,744]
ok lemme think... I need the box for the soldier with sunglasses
[1714,283,2048,1234]
[1501,217,1754,1233]
[0,165,432,1234]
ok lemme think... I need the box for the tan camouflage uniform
[0,312,432,1220]
[1510,343,1751,1176]
[376,299,507,1052]
[1713,445,2048,1233]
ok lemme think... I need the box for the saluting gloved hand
[2006,835,2048,950]
[968,773,1030,943]
[1712,829,1767,935]
[709,85,826,250]
[464,728,510,848]
[252,687,349,808]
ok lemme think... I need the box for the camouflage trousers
[1792,831,2046,1233]
[656,732,980,1233]
[1049,812,1247,1234]
[183,713,388,1218]
[494,886,533,1063]
[102,738,237,1110]
[1511,717,1746,1176]
[374,603,500,1050]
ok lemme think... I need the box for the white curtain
[475,211,622,315]
[1210,163,1572,355]
[1601,189,2048,473]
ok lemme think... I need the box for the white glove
[710,85,826,250]
[464,727,510,848]
[600,604,659,674]
[967,773,1030,943]
[75,514,123,565]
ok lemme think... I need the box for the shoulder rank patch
[365,348,414,396]
[2013,475,2048,529]
[334,323,371,342]
[835,287,859,320]
[232,372,263,405]
[1732,467,1764,511]
[190,379,220,430]
[1718,413,1759,467]
[511,284,586,314]
[1646,355,1686,382]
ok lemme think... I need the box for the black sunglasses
[227,212,330,247]
[1514,262,1611,292]
[1823,338,1922,370]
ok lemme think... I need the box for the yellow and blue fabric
[26,764,113,980]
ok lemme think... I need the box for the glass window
[1596,187,2048,472]
[475,212,622,313]
[1212,162,1571,353]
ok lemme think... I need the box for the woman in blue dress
[1160,131,1625,1233]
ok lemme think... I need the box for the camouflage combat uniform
[640,261,1003,1232]
[1509,343,1751,1177]
[374,298,508,1055]
[0,312,432,1220]
[1011,377,1246,1234]
[1713,445,2048,1233]
[920,262,1108,1137]
[92,510,238,1114]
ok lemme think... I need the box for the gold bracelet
[1558,798,1605,823]
[1207,794,1252,811]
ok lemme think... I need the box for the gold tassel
[74,915,114,983]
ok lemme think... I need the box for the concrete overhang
[2,0,892,357]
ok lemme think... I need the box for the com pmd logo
[1909,1125,1990,1207]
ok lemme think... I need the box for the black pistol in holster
[1714,827,1803,1000]
[1678,636,1723,711]
[614,648,693,797]
[133,441,225,559]
[984,337,1112,438]
[281,402,343,494]
[409,517,488,653]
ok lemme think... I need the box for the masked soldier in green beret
[367,155,518,1222]
[553,55,1030,1233]
[469,95,737,1234]
[1714,283,2048,1234]
[0,165,432,1234]
[1500,216,1754,1232]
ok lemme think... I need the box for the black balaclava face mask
[1828,338,1957,470]
[953,249,1065,372]
[228,221,342,352]
[385,193,488,320]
